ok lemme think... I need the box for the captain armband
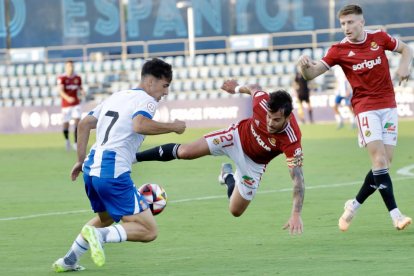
[286,148,304,168]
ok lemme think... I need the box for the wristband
[234,85,242,94]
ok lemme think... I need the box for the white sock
[63,234,89,265]
[352,199,361,210]
[97,224,127,243]
[335,114,343,124]
[389,208,402,220]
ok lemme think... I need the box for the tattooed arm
[283,165,305,235]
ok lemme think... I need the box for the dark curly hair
[267,90,293,117]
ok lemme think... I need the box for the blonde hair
[337,4,363,18]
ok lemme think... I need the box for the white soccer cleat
[81,225,105,267]
[52,258,85,273]
[218,163,233,184]
[393,215,412,230]
[338,199,358,232]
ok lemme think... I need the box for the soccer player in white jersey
[297,4,412,231]
[332,66,354,129]
[136,79,305,235]
[52,58,186,272]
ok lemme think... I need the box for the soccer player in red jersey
[297,4,412,231]
[57,60,85,151]
[136,79,305,235]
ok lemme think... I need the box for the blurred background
[0,0,413,133]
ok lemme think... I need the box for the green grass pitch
[0,120,413,275]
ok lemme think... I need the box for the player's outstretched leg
[218,163,235,199]
[81,225,105,267]
[52,258,85,273]
[338,199,360,231]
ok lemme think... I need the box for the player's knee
[177,145,193,159]
[143,228,158,242]
[229,206,244,217]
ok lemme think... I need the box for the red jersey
[321,30,398,115]
[237,91,303,167]
[57,74,82,107]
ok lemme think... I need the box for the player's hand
[221,79,239,94]
[67,97,76,104]
[297,55,317,69]
[172,119,186,134]
[70,162,83,181]
[396,67,410,86]
[282,214,303,235]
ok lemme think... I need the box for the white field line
[1,176,412,222]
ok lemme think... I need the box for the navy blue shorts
[84,172,148,222]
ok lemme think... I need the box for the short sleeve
[321,46,338,69]
[132,97,158,120]
[380,31,399,52]
[284,143,304,168]
[88,102,103,119]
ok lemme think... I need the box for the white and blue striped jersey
[83,88,158,178]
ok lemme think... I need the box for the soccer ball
[138,183,168,216]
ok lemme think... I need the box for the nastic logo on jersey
[365,130,371,137]
[213,138,220,145]
[352,56,381,71]
[370,42,379,51]
[268,137,276,146]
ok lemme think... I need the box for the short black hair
[267,90,293,117]
[141,58,173,82]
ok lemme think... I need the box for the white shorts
[356,108,398,147]
[62,105,82,123]
[204,124,266,201]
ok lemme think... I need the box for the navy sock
[224,174,235,199]
[63,129,69,140]
[74,127,78,143]
[136,143,180,162]
[355,170,377,204]
[373,169,397,211]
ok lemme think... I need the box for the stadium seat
[219,66,231,78]
[252,65,263,76]
[269,50,279,62]
[198,67,210,78]
[83,61,93,73]
[241,65,252,76]
[230,66,241,77]
[52,96,61,106]
[8,77,18,87]
[313,48,324,60]
[16,64,25,76]
[184,57,194,67]
[30,86,40,98]
[43,97,53,106]
[123,59,134,71]
[258,76,268,87]
[189,67,198,79]
[204,79,214,90]
[214,79,224,90]
[28,76,38,86]
[11,87,21,99]
[216,53,226,65]
[173,56,184,67]
[177,68,189,79]
[46,63,56,74]
[18,76,28,87]
[268,76,279,88]
[103,60,112,72]
[6,64,16,76]
[0,64,6,76]
[258,51,269,63]
[3,98,13,107]
[274,64,284,75]
[204,54,215,66]
[50,86,59,97]
[290,49,301,62]
[128,71,138,82]
[48,75,57,86]
[164,56,174,65]
[14,98,23,107]
[236,52,247,64]
[40,86,51,97]
[247,51,258,64]
[193,80,205,91]
[20,87,30,98]
[25,63,35,75]
[0,77,9,88]
[194,55,205,66]
[171,80,182,92]
[23,98,33,107]
[54,62,64,74]
[112,60,123,71]
[263,64,275,75]
[33,97,43,106]
[96,72,106,83]
[182,80,193,91]
[279,75,291,87]
[35,63,45,75]
[133,58,144,70]
[209,67,220,78]
[284,63,296,74]
[1,87,11,99]
[279,50,291,62]
[301,48,313,58]
[225,53,236,65]
[37,75,47,86]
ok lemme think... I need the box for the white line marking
[397,164,414,176]
[1,176,412,222]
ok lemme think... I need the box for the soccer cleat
[218,163,233,184]
[52,258,85,273]
[393,215,412,230]
[81,225,105,267]
[338,199,357,231]
[65,140,71,151]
